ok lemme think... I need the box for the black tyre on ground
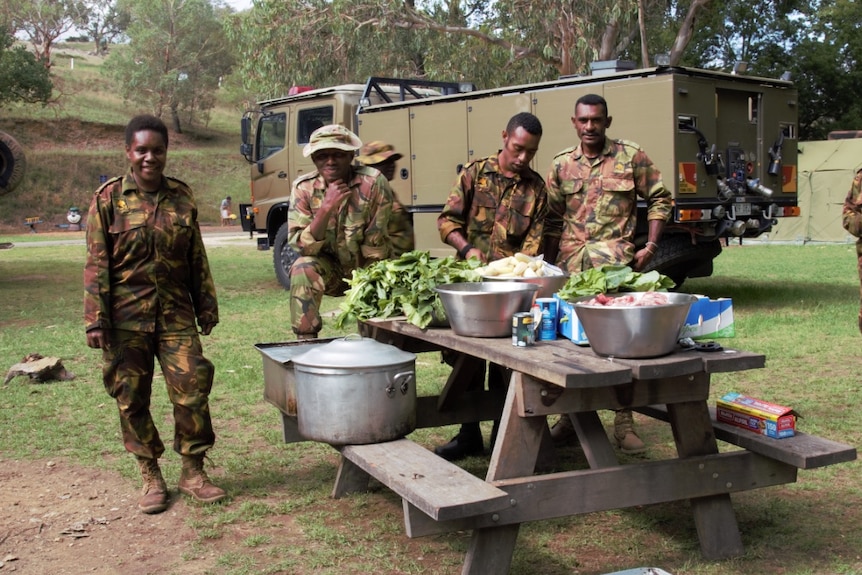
[273,222,300,290]
[643,235,723,290]
[0,131,26,197]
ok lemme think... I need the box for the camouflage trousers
[101,329,216,460]
[857,244,862,334]
[289,255,349,336]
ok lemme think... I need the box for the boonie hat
[303,124,363,158]
[356,141,403,165]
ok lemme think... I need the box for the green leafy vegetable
[334,251,483,329]
[556,264,675,300]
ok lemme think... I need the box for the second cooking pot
[291,335,417,445]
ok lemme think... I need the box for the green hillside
[0,42,250,231]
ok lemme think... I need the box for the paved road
[3,230,258,249]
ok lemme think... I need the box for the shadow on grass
[687,277,856,309]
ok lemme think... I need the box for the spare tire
[0,131,26,197]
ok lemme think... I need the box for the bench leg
[668,391,744,559]
[332,455,371,498]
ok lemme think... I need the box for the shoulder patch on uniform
[615,139,642,151]
[165,176,189,188]
[292,171,320,187]
[94,175,122,195]
[552,146,577,159]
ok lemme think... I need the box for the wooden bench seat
[334,438,510,522]
[636,404,857,469]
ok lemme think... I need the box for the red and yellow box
[716,392,797,439]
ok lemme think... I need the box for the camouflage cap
[302,124,363,158]
[356,141,403,165]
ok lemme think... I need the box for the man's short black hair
[575,93,609,117]
[125,114,169,148]
[506,112,542,137]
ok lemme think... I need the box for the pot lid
[291,334,415,368]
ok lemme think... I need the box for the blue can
[535,298,557,341]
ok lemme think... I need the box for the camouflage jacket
[545,139,672,273]
[842,169,862,244]
[288,165,394,270]
[437,155,547,260]
[83,172,219,333]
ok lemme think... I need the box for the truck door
[252,112,289,230]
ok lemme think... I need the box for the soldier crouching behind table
[287,125,398,339]
[84,114,227,514]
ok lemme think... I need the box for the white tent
[769,138,862,242]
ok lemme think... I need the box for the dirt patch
[0,457,218,575]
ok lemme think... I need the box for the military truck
[239,63,799,288]
[0,130,26,197]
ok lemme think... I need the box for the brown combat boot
[178,454,227,504]
[613,409,647,454]
[136,457,169,514]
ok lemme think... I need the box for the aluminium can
[512,312,535,347]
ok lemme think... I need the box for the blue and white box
[553,293,589,345]
[680,295,735,339]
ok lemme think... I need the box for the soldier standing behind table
[543,93,672,454]
[84,114,226,515]
[433,111,548,461]
[356,141,415,257]
[842,168,862,333]
[287,124,396,339]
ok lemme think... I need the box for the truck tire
[0,131,26,197]
[273,222,300,290]
[644,236,722,290]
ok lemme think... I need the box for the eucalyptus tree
[102,0,234,132]
[4,0,88,67]
[0,29,53,105]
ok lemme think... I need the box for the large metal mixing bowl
[435,282,540,337]
[482,273,569,299]
[573,292,697,358]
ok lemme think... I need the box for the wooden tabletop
[362,318,765,387]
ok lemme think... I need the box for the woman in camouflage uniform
[84,115,226,514]
[842,168,862,333]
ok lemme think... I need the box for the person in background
[434,111,548,461]
[842,167,862,334]
[220,195,232,226]
[287,124,396,339]
[84,114,227,515]
[356,141,415,257]
[543,93,672,454]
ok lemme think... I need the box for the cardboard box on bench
[716,392,797,438]
[554,293,589,345]
[680,295,735,339]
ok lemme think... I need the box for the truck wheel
[0,131,26,197]
[273,223,300,290]
[644,236,722,290]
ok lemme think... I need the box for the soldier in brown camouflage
[356,141,415,258]
[84,115,226,515]
[842,168,862,333]
[287,125,396,338]
[543,93,672,455]
[434,111,548,461]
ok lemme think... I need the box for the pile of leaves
[334,251,483,329]
[556,264,675,300]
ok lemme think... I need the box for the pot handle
[386,371,414,397]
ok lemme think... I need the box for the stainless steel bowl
[572,292,697,358]
[482,274,569,299]
[435,282,540,337]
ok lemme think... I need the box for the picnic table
[260,321,857,574]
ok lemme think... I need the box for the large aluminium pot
[291,335,417,445]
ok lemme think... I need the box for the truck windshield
[257,113,286,161]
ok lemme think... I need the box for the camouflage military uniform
[287,164,394,335]
[389,194,415,257]
[84,172,219,459]
[545,139,672,273]
[842,169,862,333]
[438,155,547,259]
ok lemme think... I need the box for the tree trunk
[669,0,712,65]
[638,0,649,67]
[170,104,182,134]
